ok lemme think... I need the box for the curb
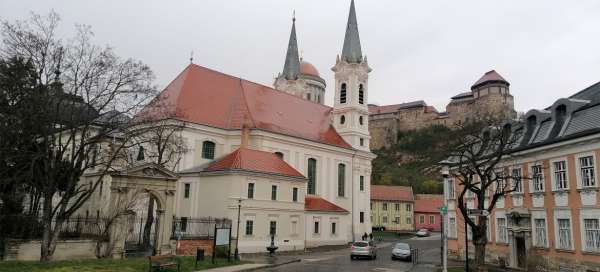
[237,259,302,272]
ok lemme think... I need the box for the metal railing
[171,217,231,240]
[0,214,109,240]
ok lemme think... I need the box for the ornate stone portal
[506,208,531,269]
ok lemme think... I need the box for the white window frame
[533,217,548,248]
[511,167,523,193]
[576,152,597,189]
[583,218,600,252]
[496,217,507,243]
[530,164,545,193]
[448,216,457,239]
[550,158,569,191]
[554,211,574,251]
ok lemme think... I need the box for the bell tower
[332,0,371,151]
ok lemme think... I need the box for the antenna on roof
[189,51,194,64]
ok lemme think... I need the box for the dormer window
[549,105,567,138]
[340,83,347,104]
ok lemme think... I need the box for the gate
[124,215,160,257]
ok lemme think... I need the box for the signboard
[468,209,489,217]
[439,205,448,215]
[215,228,231,246]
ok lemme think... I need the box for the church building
[146,0,376,253]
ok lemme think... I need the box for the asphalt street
[260,233,442,272]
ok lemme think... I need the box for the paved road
[260,234,442,272]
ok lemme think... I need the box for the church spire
[281,13,300,80]
[341,0,363,64]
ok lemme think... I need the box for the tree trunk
[142,197,155,250]
[40,193,57,261]
[473,235,488,272]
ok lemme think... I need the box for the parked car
[391,242,412,261]
[350,241,377,260]
[415,229,430,237]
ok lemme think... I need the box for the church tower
[332,0,371,151]
[274,16,327,104]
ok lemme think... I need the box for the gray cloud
[2,0,599,112]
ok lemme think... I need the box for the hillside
[371,125,455,194]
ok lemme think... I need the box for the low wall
[175,239,214,256]
[4,239,100,261]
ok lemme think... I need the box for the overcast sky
[2,0,600,112]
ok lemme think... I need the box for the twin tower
[273,0,372,151]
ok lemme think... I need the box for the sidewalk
[198,255,301,272]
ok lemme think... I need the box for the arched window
[202,141,216,159]
[340,83,347,104]
[359,84,364,104]
[136,146,145,161]
[359,116,364,125]
[307,158,317,195]
[340,115,346,125]
[337,163,346,197]
[274,152,284,159]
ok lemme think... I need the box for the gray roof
[341,0,363,64]
[281,17,300,80]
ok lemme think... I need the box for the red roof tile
[137,64,351,149]
[414,194,443,213]
[205,148,304,178]
[370,185,414,202]
[471,70,508,89]
[305,195,348,213]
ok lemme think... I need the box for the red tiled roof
[414,194,443,213]
[305,195,348,213]
[471,70,508,89]
[205,148,304,178]
[137,64,351,149]
[370,185,414,202]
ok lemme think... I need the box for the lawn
[0,256,244,272]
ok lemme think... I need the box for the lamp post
[441,164,450,272]
[235,198,242,260]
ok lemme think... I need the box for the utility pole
[235,198,242,260]
[441,164,449,272]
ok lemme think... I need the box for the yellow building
[370,185,414,231]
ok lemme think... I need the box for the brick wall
[175,239,213,256]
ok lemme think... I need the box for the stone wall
[3,239,101,261]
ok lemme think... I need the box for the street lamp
[235,198,242,260]
[440,162,451,272]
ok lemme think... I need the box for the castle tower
[274,16,326,104]
[470,70,515,118]
[332,0,371,151]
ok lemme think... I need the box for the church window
[338,163,346,197]
[307,158,317,194]
[340,115,346,125]
[359,116,364,125]
[340,83,347,104]
[360,138,364,146]
[136,146,145,161]
[359,84,364,104]
[274,152,284,159]
[202,141,216,159]
[307,93,311,101]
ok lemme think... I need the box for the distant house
[414,194,443,231]
[370,185,414,231]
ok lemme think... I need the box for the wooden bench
[148,254,180,272]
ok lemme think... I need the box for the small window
[293,187,298,202]
[202,141,216,159]
[360,212,364,223]
[340,115,346,125]
[383,203,388,211]
[274,152,284,159]
[340,83,347,104]
[338,164,346,197]
[383,216,388,223]
[406,204,411,212]
[245,220,253,235]
[136,146,145,161]
[358,84,364,104]
[359,176,364,191]
[331,222,336,234]
[360,138,364,146]
[419,215,425,224]
[359,116,364,125]
[406,217,411,224]
[307,158,317,195]
[184,183,190,198]
[247,183,255,199]
[271,185,277,200]
[269,221,277,236]
[580,156,596,187]
[553,161,568,190]
[429,215,435,224]
[395,203,400,211]
[314,221,319,234]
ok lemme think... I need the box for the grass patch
[0,256,244,272]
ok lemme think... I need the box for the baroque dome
[299,60,320,77]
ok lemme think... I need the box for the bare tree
[447,114,531,272]
[0,12,159,261]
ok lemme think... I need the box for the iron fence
[171,217,231,240]
[0,214,110,240]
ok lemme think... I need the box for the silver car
[391,242,412,261]
[350,241,377,260]
[416,229,430,237]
